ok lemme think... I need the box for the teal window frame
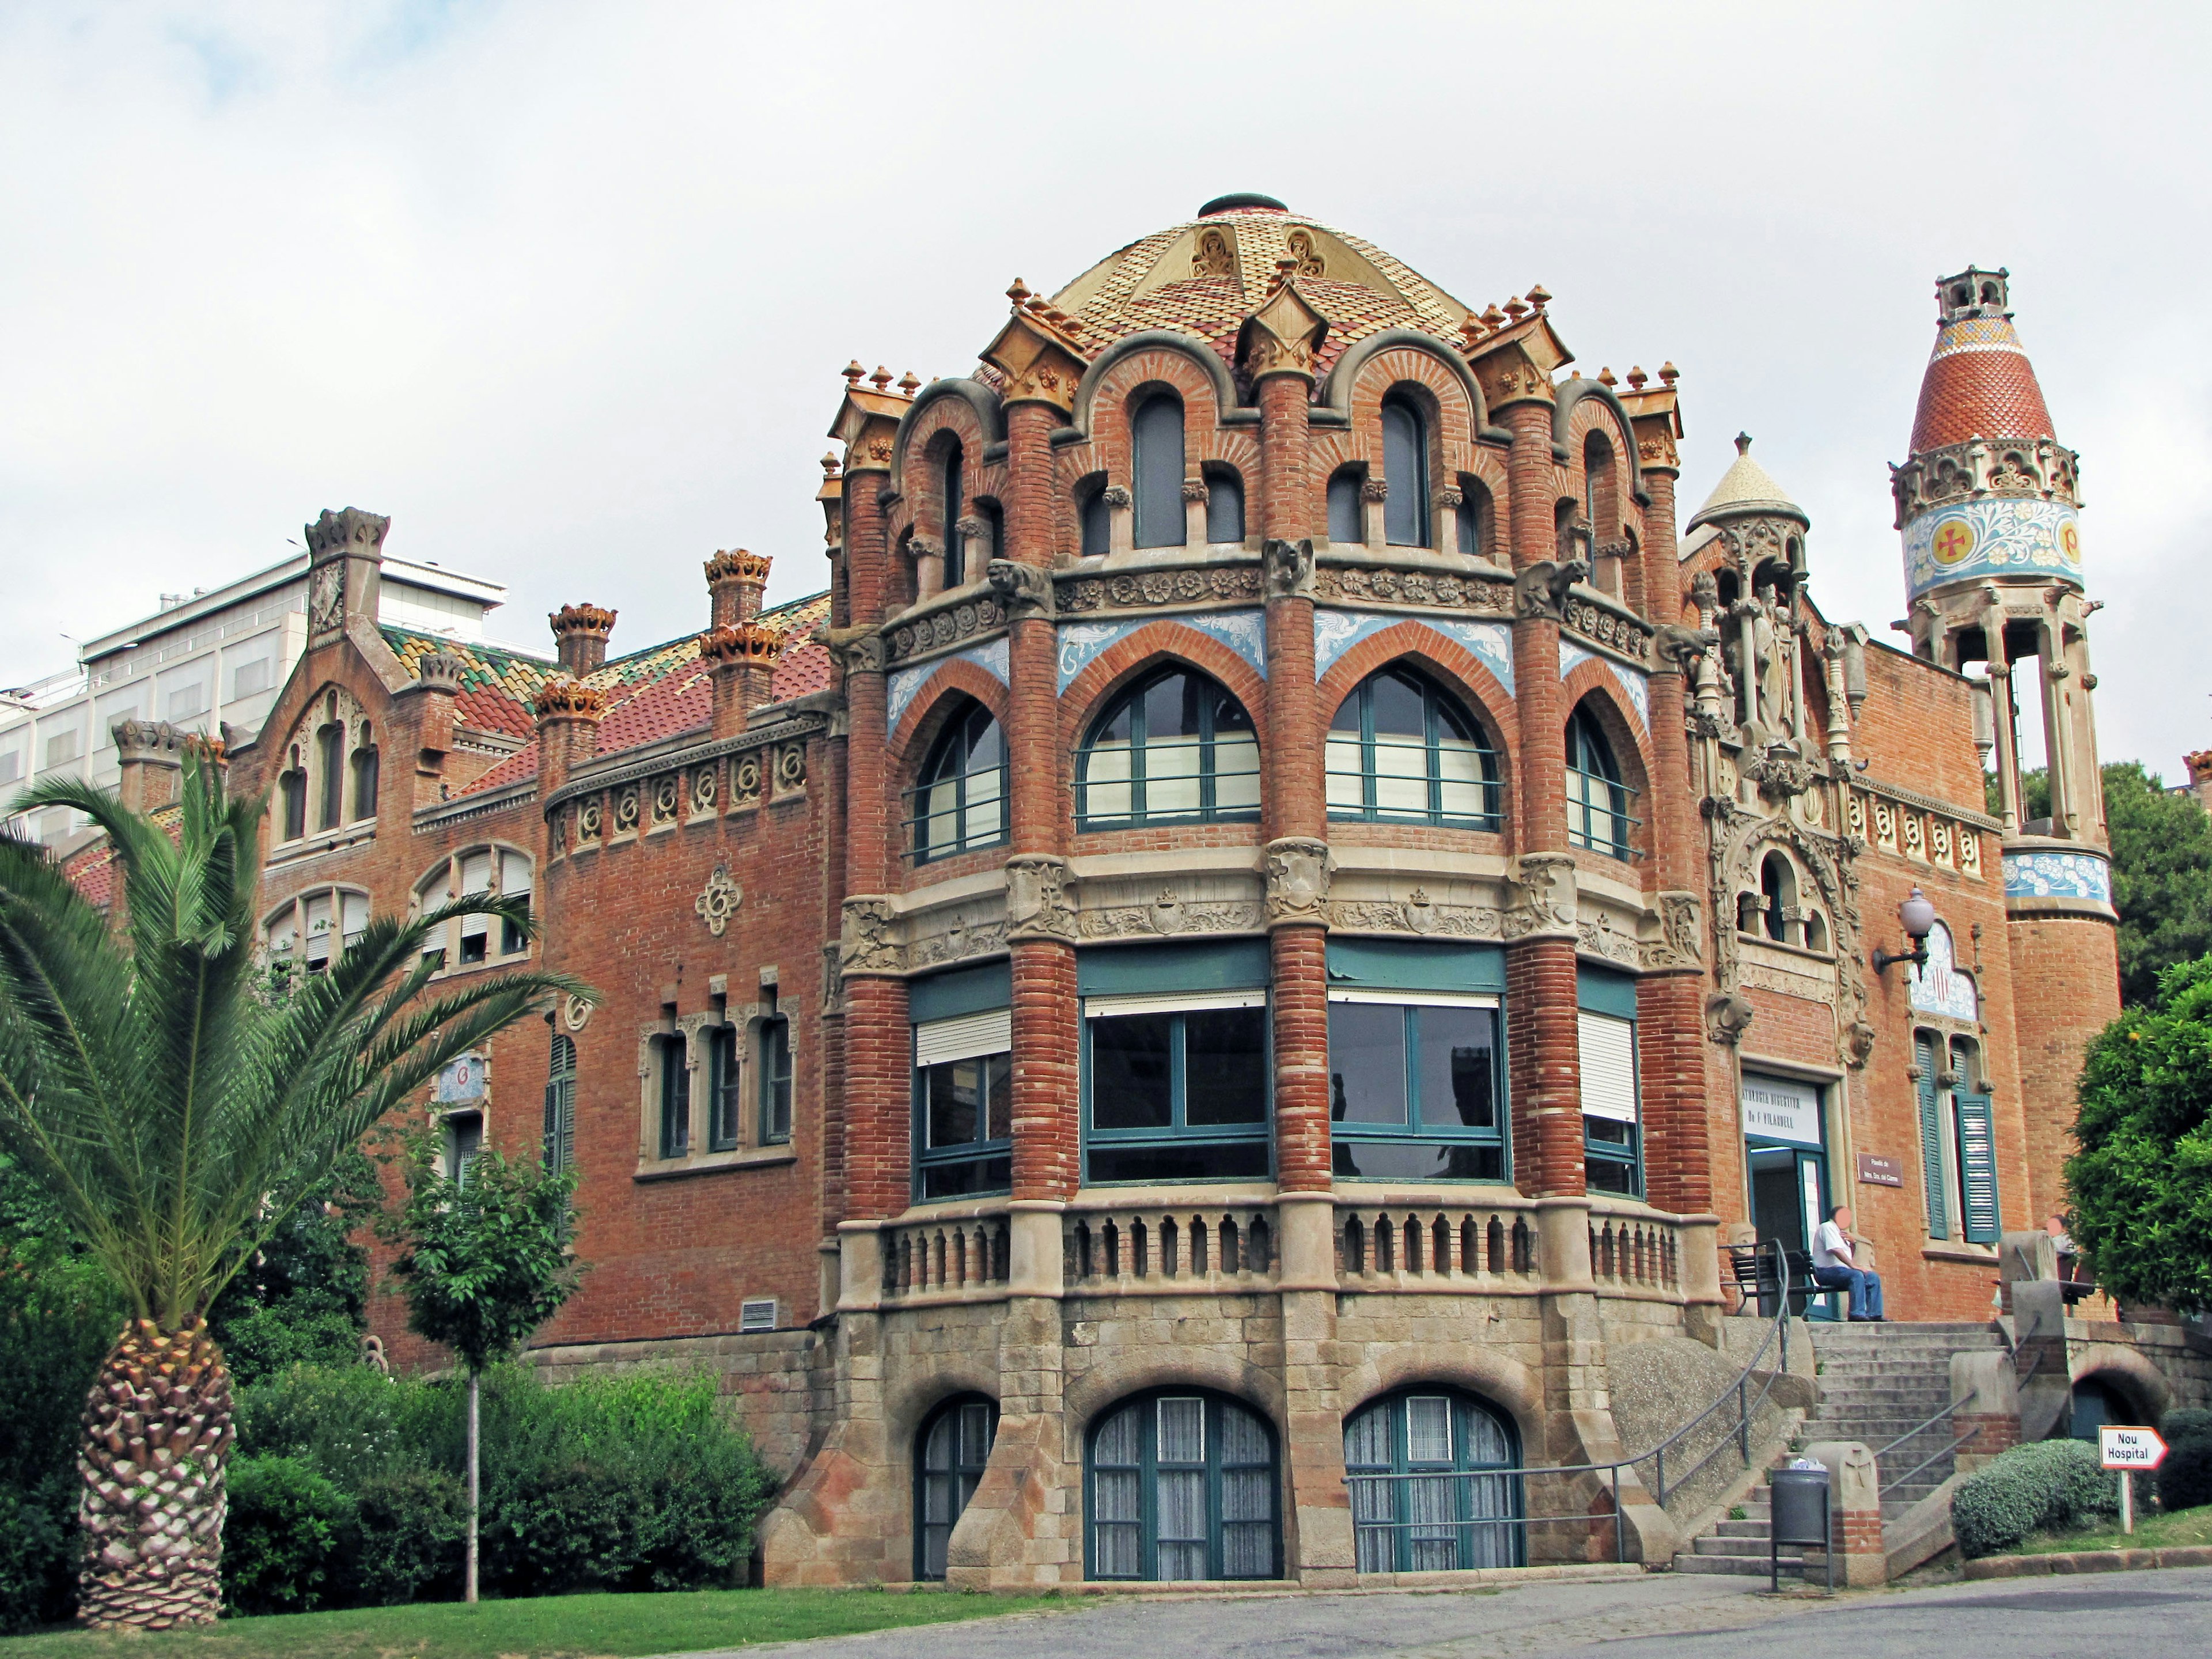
[1915,1031,1950,1240]
[1578,968,1641,1199]
[1950,1036,2001,1244]
[542,1033,576,1173]
[1566,704,1637,860]
[1075,668,1260,831]
[657,1032,690,1159]
[908,702,1007,865]
[1381,395,1430,548]
[1086,1389,1279,1582]
[758,1012,793,1146]
[911,965,1014,1203]
[1326,667,1503,830]
[1345,1388,1524,1572]
[1326,996,1506,1182]
[1081,994,1272,1185]
[707,1022,741,1152]
[915,1395,998,1581]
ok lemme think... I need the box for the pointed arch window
[1131,394,1186,549]
[1565,705,1635,860]
[942,441,967,588]
[279,745,308,842]
[1326,668,1501,828]
[349,721,379,822]
[909,702,1006,863]
[315,715,344,831]
[1077,668,1259,830]
[1344,1389,1523,1571]
[1381,395,1429,548]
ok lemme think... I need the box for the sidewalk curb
[1963,1545,2212,1578]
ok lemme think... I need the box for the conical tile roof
[1685,434,1807,530]
[1909,309,2054,453]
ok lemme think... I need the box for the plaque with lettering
[1857,1152,1904,1187]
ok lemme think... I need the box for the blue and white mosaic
[1904,497,2082,599]
[1559,641,1649,732]
[1908,922,1979,1022]
[1054,609,1267,694]
[2003,848,2112,905]
[886,637,1009,733]
[1311,609,1514,695]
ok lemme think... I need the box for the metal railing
[1343,1239,1798,1567]
[1566,766,1639,858]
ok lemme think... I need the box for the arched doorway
[1086,1389,1279,1581]
[1345,1387,1524,1571]
[914,1395,997,1580]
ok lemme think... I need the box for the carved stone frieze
[1328,889,1503,938]
[1640,892,1704,971]
[775,744,806,793]
[839,897,903,976]
[1059,565,1263,612]
[908,914,1007,971]
[1576,910,1641,967]
[1313,565,1512,612]
[1560,596,1653,664]
[1263,538,1316,601]
[1078,890,1263,940]
[887,597,1006,664]
[694,864,743,938]
[1005,855,1078,942]
[1263,838,1331,925]
[730,751,763,809]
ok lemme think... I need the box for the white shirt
[1812,1220,1854,1271]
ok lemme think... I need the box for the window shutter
[1956,1090,2001,1244]
[1577,1013,1637,1124]
[500,850,532,897]
[340,891,369,948]
[1916,1036,1949,1240]
[459,851,493,940]
[915,1009,1013,1067]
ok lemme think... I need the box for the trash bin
[1768,1462,1833,1593]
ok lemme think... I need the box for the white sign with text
[1741,1074,1823,1149]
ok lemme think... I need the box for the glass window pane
[960,1403,994,1467]
[1094,1403,1143,1467]
[1436,735,1490,821]
[1334,1139,1504,1181]
[1407,1396,1453,1464]
[1090,1014,1172,1130]
[1418,1006,1497,1130]
[1325,733,1364,813]
[1082,490,1111,557]
[1382,403,1424,547]
[1184,1008,1267,1126]
[1143,673,1198,740]
[919,1156,1011,1200]
[964,766,1003,844]
[926,1059,981,1149]
[1132,397,1187,550]
[1081,738,1133,821]
[1373,734,1428,817]
[982,1052,1012,1142]
[1344,1406,1392,1471]
[1370,674,1425,735]
[1143,733,1202,817]
[1328,473,1362,544]
[1089,1142,1270,1183]
[1157,1397,1205,1463]
[1207,473,1244,544]
[1329,1003,1407,1126]
[1212,733,1260,814]
[1219,1402,1269,1465]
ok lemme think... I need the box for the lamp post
[1871,887,1938,975]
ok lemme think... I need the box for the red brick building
[108,201,2154,1584]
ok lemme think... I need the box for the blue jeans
[1812,1263,1884,1319]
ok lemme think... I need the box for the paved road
[709,1566,2212,1659]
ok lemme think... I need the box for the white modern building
[2,549,514,846]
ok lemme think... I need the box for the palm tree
[0,753,590,1628]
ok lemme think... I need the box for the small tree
[2066,951,2212,1315]
[387,1140,580,1602]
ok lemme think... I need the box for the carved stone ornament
[1315,565,1511,613]
[691,765,717,815]
[1005,854,1078,942]
[1263,537,1316,601]
[1653,622,1718,675]
[1263,838,1332,925]
[1329,888,1502,938]
[309,562,345,634]
[986,559,1054,619]
[562,992,593,1032]
[1844,1020,1878,1068]
[1503,853,1578,940]
[1101,485,1132,510]
[839,896,903,975]
[732,751,763,807]
[1513,558,1588,621]
[1078,891,1263,939]
[1740,745,1817,804]
[1642,891,1703,971]
[1061,565,1262,612]
[1705,991,1755,1045]
[775,743,806,792]
[693,864,743,938]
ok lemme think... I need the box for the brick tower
[1889,267,2118,1220]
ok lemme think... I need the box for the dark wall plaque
[1857,1152,1904,1187]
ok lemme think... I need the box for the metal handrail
[1872,1264,2054,1508]
[1342,1239,1800,1567]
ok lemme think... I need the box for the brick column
[1502,396,1584,1198]
[1001,399,1081,1205]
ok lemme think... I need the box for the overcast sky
[4,2,2207,777]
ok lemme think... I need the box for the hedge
[2157,1408,2212,1514]
[1951,1439,2121,1558]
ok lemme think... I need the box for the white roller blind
[1578,1012,1638,1123]
[1083,988,1268,1019]
[914,1008,1012,1067]
[459,851,493,939]
[1328,990,1499,1009]
[500,850,532,897]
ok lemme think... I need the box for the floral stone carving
[1005,855,1077,941]
[1264,838,1331,925]
[839,897,903,975]
[694,865,743,938]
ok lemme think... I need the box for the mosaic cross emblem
[1932,519,1975,566]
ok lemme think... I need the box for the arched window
[1381,395,1429,548]
[1455,480,1490,560]
[414,845,533,971]
[1326,668,1500,828]
[1080,482,1111,557]
[315,714,345,832]
[1077,669,1259,829]
[911,702,1006,863]
[279,745,307,842]
[915,1395,998,1580]
[543,1033,577,1172]
[1584,433,1614,532]
[1565,705,1634,860]
[1205,467,1245,544]
[262,886,370,978]
[942,441,967,588]
[1327,468,1363,545]
[1088,1390,1278,1581]
[1759,853,1793,942]
[1344,1389,1522,1571]
[1131,394,1185,550]
[350,721,379,822]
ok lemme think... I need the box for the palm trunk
[465,1370,480,1603]
[76,1317,234,1630]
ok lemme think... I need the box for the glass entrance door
[1747,1145,1839,1319]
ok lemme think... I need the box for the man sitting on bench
[1811,1204,1884,1323]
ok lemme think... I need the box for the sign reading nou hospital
[1741,1074,1823,1148]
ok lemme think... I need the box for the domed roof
[1685,434,1808,531]
[1909,308,2055,454]
[1047,196,1472,378]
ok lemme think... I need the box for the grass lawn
[0,1587,1069,1659]
[2013,1502,2212,1555]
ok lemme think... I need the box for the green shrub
[233,1362,414,1489]
[0,1475,79,1634]
[222,1455,358,1615]
[1952,1439,2122,1558]
[354,1469,467,1605]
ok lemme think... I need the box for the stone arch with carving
[1708,801,1870,1065]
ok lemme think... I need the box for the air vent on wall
[739,1298,777,1334]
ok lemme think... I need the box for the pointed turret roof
[1685,433,1808,531]
[1908,267,2055,453]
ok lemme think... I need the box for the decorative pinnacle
[1658,362,1680,385]
[698,621,787,666]
[1006,276,1031,306]
[1480,305,1506,328]
[1503,296,1529,321]
[821,451,842,478]
[1527,283,1552,308]
[1626,366,1648,391]
[897,370,921,396]
[704,548,772,586]
[1597,366,1617,388]
[842,359,865,384]
[533,679,608,721]
[1734,432,1753,454]
[548,603,617,635]
[869,365,892,391]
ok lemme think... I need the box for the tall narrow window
[759,1009,793,1146]
[910,703,1006,863]
[499,850,532,956]
[544,1033,577,1172]
[350,722,379,821]
[658,1033,690,1160]
[1077,669,1259,830]
[1328,470,1363,545]
[916,1397,999,1580]
[315,720,344,831]
[1131,395,1186,549]
[444,1110,484,1186]
[1915,1033,1949,1241]
[942,441,967,588]
[1205,469,1245,544]
[1579,1006,1641,1197]
[1080,485,1111,557]
[1345,1390,1522,1572]
[457,849,494,965]
[1089,1392,1278,1581]
[1381,396,1429,548]
[708,1023,741,1153]
[1565,705,1635,859]
[1326,668,1500,828]
[1952,1039,2001,1244]
[302,891,335,974]
[1085,989,1270,1183]
[280,747,307,841]
[915,1006,1012,1198]
[1455,482,1488,559]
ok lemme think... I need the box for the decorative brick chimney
[704,549,771,629]
[700,623,786,737]
[550,604,617,677]
[112,719,185,813]
[533,679,608,796]
[304,508,389,643]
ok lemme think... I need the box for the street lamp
[1871,887,1938,975]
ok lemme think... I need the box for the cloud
[3,1,2208,770]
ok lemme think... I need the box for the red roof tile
[1910,313,2055,454]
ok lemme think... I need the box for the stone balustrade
[878,1211,1010,1302]
[1063,1198,1278,1294]
[1586,1199,1683,1293]
[1334,1196,1543,1289]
